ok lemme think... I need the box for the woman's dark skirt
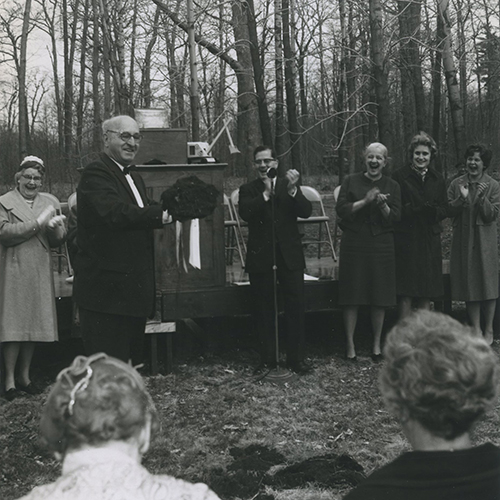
[338,224,397,307]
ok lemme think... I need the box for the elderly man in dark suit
[74,115,171,364]
[239,146,312,375]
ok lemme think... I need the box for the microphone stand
[259,170,295,384]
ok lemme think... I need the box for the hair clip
[62,353,108,416]
[67,366,93,416]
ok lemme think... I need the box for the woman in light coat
[0,156,66,401]
[448,144,500,344]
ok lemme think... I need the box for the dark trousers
[79,307,146,365]
[249,248,305,366]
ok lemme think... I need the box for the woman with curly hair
[392,132,449,317]
[17,353,221,500]
[448,144,500,344]
[343,310,500,500]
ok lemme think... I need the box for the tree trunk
[337,0,348,181]
[141,6,161,108]
[369,0,392,152]
[92,0,102,151]
[245,0,273,147]
[231,0,262,178]
[282,0,300,172]
[455,0,468,132]
[437,0,465,161]
[63,0,80,162]
[76,0,90,163]
[398,4,412,141]
[432,13,443,151]
[40,0,64,157]
[129,0,139,108]
[19,0,32,157]
[274,0,286,161]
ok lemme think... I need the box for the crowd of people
[1,118,499,497]
[336,132,500,363]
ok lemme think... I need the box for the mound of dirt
[229,444,286,471]
[207,444,365,499]
[266,452,365,489]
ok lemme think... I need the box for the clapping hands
[364,187,380,204]
[47,214,66,229]
[376,192,390,208]
[36,206,66,229]
[476,182,488,199]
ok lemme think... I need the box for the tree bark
[141,6,161,108]
[274,0,286,161]
[129,0,138,107]
[282,0,300,172]
[92,0,102,150]
[63,0,80,161]
[76,0,90,162]
[19,0,32,157]
[187,0,200,140]
[432,12,443,150]
[369,0,392,152]
[437,0,465,161]
[231,0,262,178]
[245,0,273,146]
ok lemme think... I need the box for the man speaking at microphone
[239,145,313,375]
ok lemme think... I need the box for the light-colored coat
[448,173,500,301]
[0,189,66,342]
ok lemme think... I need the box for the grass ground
[1,310,499,500]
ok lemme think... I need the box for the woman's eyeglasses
[21,175,42,183]
[106,130,143,143]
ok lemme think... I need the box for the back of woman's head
[40,353,159,455]
[380,310,499,440]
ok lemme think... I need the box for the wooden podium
[137,163,227,293]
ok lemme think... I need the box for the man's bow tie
[123,164,137,175]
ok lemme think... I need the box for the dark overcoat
[73,153,163,318]
[238,178,312,273]
[392,165,449,298]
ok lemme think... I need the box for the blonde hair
[381,310,499,439]
[39,354,159,455]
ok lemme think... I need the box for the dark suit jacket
[239,177,312,273]
[73,153,163,317]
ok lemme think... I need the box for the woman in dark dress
[336,143,401,362]
[392,132,448,318]
[343,310,500,500]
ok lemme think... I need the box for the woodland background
[0,0,499,194]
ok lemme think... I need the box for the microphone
[266,167,277,179]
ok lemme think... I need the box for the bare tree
[369,0,392,151]
[437,0,465,160]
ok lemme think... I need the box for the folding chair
[230,188,247,256]
[333,185,341,252]
[297,185,337,261]
[224,193,245,264]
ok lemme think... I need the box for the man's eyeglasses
[21,174,43,183]
[106,130,143,143]
[254,159,275,165]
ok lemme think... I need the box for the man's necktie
[123,164,137,175]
